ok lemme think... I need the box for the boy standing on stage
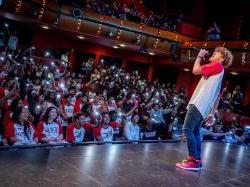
[176,47,233,171]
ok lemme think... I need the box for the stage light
[4,23,9,28]
[231,72,239,75]
[184,68,190,72]
[119,44,126,47]
[77,35,85,40]
[38,0,47,20]
[148,52,155,56]
[113,45,119,49]
[76,19,82,31]
[41,25,50,30]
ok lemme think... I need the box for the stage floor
[0,142,249,187]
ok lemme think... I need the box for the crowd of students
[0,42,191,146]
[0,23,249,147]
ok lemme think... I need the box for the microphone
[192,47,211,55]
[191,47,211,61]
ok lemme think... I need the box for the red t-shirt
[201,61,224,77]
[93,125,113,141]
[73,98,82,114]
[62,103,75,118]
[66,124,85,143]
[3,110,12,128]
[5,122,36,143]
[0,87,5,100]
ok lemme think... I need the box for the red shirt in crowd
[5,121,36,144]
[66,123,85,143]
[36,121,63,140]
[93,125,114,141]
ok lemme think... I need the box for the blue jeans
[183,104,203,160]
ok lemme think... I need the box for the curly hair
[214,47,234,68]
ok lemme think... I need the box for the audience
[219,85,244,114]
[5,106,38,145]
[0,26,249,148]
[82,0,179,32]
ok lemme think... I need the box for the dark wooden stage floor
[0,142,249,187]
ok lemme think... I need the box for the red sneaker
[176,156,202,171]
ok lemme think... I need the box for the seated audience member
[66,113,86,143]
[168,110,182,141]
[94,112,114,142]
[149,103,171,138]
[124,113,140,141]
[243,125,250,144]
[140,118,159,140]
[3,97,23,128]
[110,112,124,141]
[5,107,38,145]
[225,117,245,144]
[37,107,66,144]
[201,123,230,142]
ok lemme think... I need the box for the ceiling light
[149,52,155,56]
[113,45,119,49]
[41,25,50,30]
[77,36,85,40]
[119,44,126,47]
[231,72,239,75]
[184,68,190,72]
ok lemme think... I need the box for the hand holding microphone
[197,49,209,61]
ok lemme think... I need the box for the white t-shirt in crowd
[73,127,85,143]
[14,123,35,144]
[124,121,140,141]
[42,122,60,139]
